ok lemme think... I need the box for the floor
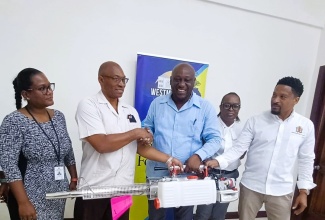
[232,219,267,220]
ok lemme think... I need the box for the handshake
[137,127,153,146]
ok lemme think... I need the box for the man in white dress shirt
[206,77,316,220]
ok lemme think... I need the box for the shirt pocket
[286,133,304,157]
[128,120,140,130]
[190,120,204,140]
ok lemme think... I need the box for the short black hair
[220,92,241,104]
[12,68,42,109]
[276,76,304,97]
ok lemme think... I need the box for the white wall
[204,0,325,27]
[0,0,325,218]
[306,23,325,115]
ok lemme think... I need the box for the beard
[271,109,280,115]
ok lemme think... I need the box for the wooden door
[291,66,325,220]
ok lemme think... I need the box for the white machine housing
[154,178,216,208]
[217,189,239,203]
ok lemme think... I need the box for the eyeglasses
[102,76,129,84]
[27,83,55,95]
[221,103,241,110]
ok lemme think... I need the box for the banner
[130,53,209,220]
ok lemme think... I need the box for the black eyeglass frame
[221,103,241,110]
[101,75,129,84]
[27,83,55,95]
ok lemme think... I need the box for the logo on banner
[151,71,172,96]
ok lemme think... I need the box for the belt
[209,168,237,175]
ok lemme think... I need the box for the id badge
[127,114,137,123]
[54,166,65,180]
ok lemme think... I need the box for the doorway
[291,65,325,220]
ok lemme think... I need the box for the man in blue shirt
[143,63,222,220]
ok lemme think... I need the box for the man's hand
[205,159,220,168]
[166,157,183,171]
[184,154,202,172]
[292,191,308,215]
[137,128,153,146]
[0,183,8,203]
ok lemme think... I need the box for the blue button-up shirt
[143,92,222,177]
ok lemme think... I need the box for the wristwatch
[299,189,310,195]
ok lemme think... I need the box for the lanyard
[25,107,61,165]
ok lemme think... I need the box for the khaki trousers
[238,183,293,220]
